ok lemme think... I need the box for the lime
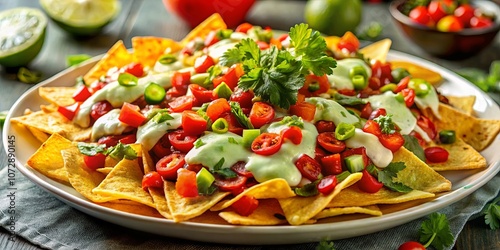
[39,0,121,37]
[0,8,47,68]
[304,0,362,36]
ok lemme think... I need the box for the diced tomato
[341,147,369,167]
[379,132,405,152]
[168,95,194,112]
[151,134,172,159]
[166,86,186,98]
[371,60,393,85]
[394,76,411,93]
[368,77,382,90]
[172,71,191,91]
[176,168,198,197]
[295,154,322,181]
[97,134,136,147]
[231,195,259,216]
[358,170,383,193]
[289,101,316,122]
[90,101,113,122]
[189,84,214,104]
[58,102,81,121]
[167,130,197,153]
[141,171,163,190]
[213,64,244,90]
[230,87,254,109]
[251,133,282,156]
[424,147,449,163]
[214,175,248,194]
[231,161,253,178]
[119,102,146,127]
[337,31,360,53]
[235,22,253,33]
[320,153,343,175]
[315,146,327,163]
[204,30,219,47]
[315,120,336,133]
[122,62,144,77]
[156,153,186,181]
[72,85,92,102]
[249,102,275,128]
[360,103,374,119]
[206,98,231,122]
[256,41,270,50]
[401,88,416,107]
[368,108,387,120]
[185,164,203,173]
[416,113,437,140]
[317,132,346,153]
[317,175,338,195]
[363,120,382,137]
[220,111,244,135]
[194,55,215,73]
[299,74,330,97]
[281,126,303,145]
[182,110,208,136]
[83,153,106,171]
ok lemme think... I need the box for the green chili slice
[439,130,456,144]
[352,75,367,90]
[144,82,166,104]
[212,118,229,133]
[379,83,397,93]
[158,54,177,65]
[349,65,368,79]
[391,67,410,83]
[335,122,355,140]
[17,67,42,84]
[118,73,138,87]
[408,78,431,97]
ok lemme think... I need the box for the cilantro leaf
[377,162,413,193]
[212,158,237,178]
[333,93,367,106]
[230,101,254,129]
[419,212,454,250]
[77,142,106,156]
[484,196,500,230]
[403,135,426,162]
[106,143,138,160]
[316,239,336,250]
[279,115,304,128]
[374,115,398,134]
[294,180,319,197]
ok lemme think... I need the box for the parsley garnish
[77,142,106,156]
[279,115,304,128]
[403,135,426,162]
[374,115,398,134]
[333,93,367,106]
[316,239,335,250]
[230,101,253,129]
[194,138,205,148]
[483,196,500,230]
[419,212,454,250]
[377,162,413,193]
[106,142,138,160]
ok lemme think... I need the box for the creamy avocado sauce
[153,60,184,73]
[327,58,371,90]
[346,129,393,168]
[136,112,182,151]
[306,97,360,125]
[91,109,128,142]
[414,87,441,120]
[367,91,416,135]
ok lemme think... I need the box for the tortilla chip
[26,133,72,183]
[181,13,227,45]
[100,200,163,218]
[10,110,91,141]
[83,40,133,84]
[426,138,487,171]
[423,103,500,151]
[314,205,383,220]
[26,126,50,143]
[218,199,287,225]
[359,39,392,63]
[95,167,114,175]
[93,157,155,208]
[210,178,295,211]
[277,173,362,225]
[389,60,443,85]
[393,147,451,193]
[446,95,476,115]
[328,186,435,207]
[38,87,77,107]
[132,36,181,68]
[148,186,172,219]
[164,181,230,222]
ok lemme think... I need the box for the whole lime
[0,8,47,68]
[305,0,363,36]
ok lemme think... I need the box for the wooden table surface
[1,0,499,249]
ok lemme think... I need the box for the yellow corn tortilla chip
[314,205,383,220]
[389,60,443,85]
[26,133,72,184]
[38,87,77,107]
[422,103,500,151]
[164,181,230,222]
[210,178,295,211]
[426,138,487,171]
[95,167,114,175]
[393,147,451,193]
[100,200,163,218]
[93,157,155,208]
[149,186,172,219]
[181,13,227,45]
[328,187,435,208]
[83,40,133,84]
[446,95,476,116]
[277,172,362,225]
[359,39,392,63]
[132,36,182,68]
[10,110,91,141]
[26,126,50,143]
[218,199,287,225]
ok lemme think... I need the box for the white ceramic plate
[3,51,500,245]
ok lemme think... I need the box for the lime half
[0,8,47,68]
[40,0,121,37]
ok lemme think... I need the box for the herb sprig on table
[483,196,500,230]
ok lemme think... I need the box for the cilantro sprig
[483,196,500,230]
[419,213,454,250]
[369,162,413,193]
[220,24,336,109]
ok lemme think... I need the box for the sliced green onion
[439,130,456,144]
[379,83,397,93]
[336,171,351,183]
[242,129,261,148]
[118,73,138,87]
[213,82,233,99]
[352,75,367,90]
[408,78,431,97]
[17,67,42,84]
[212,118,229,133]
[158,54,177,65]
[66,54,91,67]
[349,65,368,79]
[335,122,355,140]
[196,167,216,195]
[144,82,166,104]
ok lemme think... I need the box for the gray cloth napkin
[1,166,499,250]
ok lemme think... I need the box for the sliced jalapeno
[335,122,355,140]
[212,118,229,133]
[118,73,138,87]
[408,78,431,97]
[144,82,166,104]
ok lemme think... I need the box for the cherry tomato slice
[424,146,449,163]
[219,111,244,135]
[281,126,303,145]
[416,114,437,140]
[168,95,194,113]
[151,134,172,159]
[206,98,231,122]
[394,76,411,93]
[176,168,198,197]
[83,153,106,171]
[317,132,346,154]
[172,71,191,90]
[141,171,163,191]
[214,175,248,193]
[379,132,405,153]
[181,110,208,136]
[398,241,426,250]
[315,120,336,133]
[231,161,253,178]
[194,55,215,73]
[97,134,136,148]
[368,108,387,120]
[90,100,113,122]
[358,169,383,193]
[317,175,338,195]
[231,195,259,216]
[156,153,186,181]
[320,153,343,175]
[168,130,197,153]
[213,64,243,90]
[251,133,282,156]
[295,154,322,181]
[337,31,360,53]
[189,84,214,104]
[249,102,275,128]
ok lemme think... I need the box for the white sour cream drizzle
[136,113,182,151]
[346,129,393,168]
[91,109,128,141]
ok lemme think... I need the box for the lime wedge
[40,0,121,37]
[0,8,47,68]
